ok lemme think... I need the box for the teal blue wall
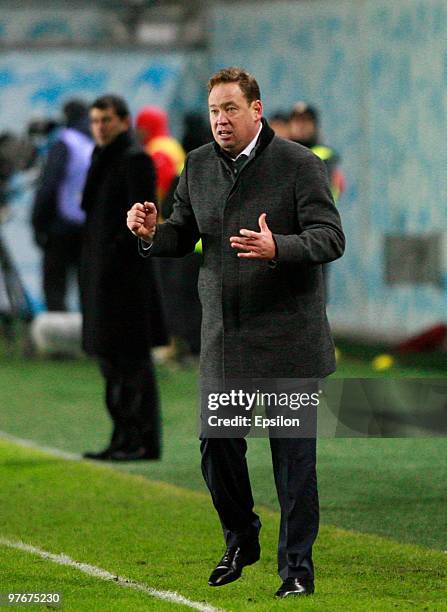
[212,0,447,338]
[2,1,447,337]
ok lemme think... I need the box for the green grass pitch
[0,354,446,610]
[1,440,446,611]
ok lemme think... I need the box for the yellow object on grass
[372,353,395,371]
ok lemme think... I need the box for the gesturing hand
[230,213,276,260]
[127,201,157,242]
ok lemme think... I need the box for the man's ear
[252,99,263,120]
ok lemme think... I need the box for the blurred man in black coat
[81,95,167,461]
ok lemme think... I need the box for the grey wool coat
[141,119,345,381]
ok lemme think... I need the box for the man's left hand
[230,213,276,260]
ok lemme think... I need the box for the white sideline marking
[0,431,81,461]
[0,538,221,612]
[0,433,222,612]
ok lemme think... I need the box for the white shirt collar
[233,122,263,161]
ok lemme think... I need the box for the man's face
[208,82,262,156]
[90,107,130,147]
[270,119,290,139]
[289,116,317,143]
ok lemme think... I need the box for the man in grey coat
[127,67,345,598]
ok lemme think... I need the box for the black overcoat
[141,120,345,379]
[81,131,166,359]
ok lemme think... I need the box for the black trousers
[200,436,318,581]
[98,354,161,456]
[156,254,202,354]
[42,232,82,311]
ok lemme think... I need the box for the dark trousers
[43,232,82,311]
[200,436,318,581]
[157,254,202,354]
[99,354,161,456]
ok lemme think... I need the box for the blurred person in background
[158,112,212,362]
[135,105,187,364]
[289,102,346,301]
[31,100,93,311]
[27,118,60,169]
[0,124,52,348]
[269,111,291,139]
[81,95,166,462]
[289,102,345,203]
[0,131,35,345]
[180,111,212,153]
[0,130,37,221]
[135,106,185,202]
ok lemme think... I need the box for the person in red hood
[135,106,185,202]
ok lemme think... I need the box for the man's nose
[216,111,229,124]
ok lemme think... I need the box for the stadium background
[0,1,446,610]
[1,0,447,338]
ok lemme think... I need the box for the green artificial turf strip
[0,358,446,553]
[0,440,446,612]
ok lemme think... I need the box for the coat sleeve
[126,150,157,205]
[273,154,345,264]
[139,155,200,258]
[116,150,157,252]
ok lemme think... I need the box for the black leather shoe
[83,447,114,460]
[275,577,314,598]
[208,542,260,587]
[109,446,160,461]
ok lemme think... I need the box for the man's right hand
[127,201,157,242]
